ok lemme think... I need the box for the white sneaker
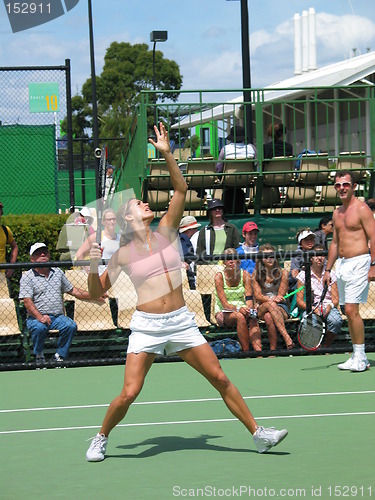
[86,433,108,462]
[338,354,370,372]
[253,426,288,454]
[350,356,370,372]
[338,354,355,371]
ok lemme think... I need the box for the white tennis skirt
[128,306,207,355]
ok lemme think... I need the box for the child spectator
[236,221,259,275]
[314,216,333,250]
[289,228,316,290]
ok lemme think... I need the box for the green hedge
[3,213,70,263]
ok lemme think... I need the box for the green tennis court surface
[1,354,374,499]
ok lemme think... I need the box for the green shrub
[3,213,70,263]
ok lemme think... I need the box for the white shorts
[336,254,370,305]
[128,306,207,355]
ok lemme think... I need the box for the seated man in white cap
[19,242,104,366]
[289,229,317,290]
[179,216,201,289]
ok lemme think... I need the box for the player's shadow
[301,362,339,371]
[106,434,289,459]
[301,357,373,371]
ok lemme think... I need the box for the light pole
[88,0,101,199]
[150,30,168,125]
[227,0,253,144]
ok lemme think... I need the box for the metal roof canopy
[172,51,375,130]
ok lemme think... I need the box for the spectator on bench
[289,228,316,290]
[236,221,260,275]
[179,215,201,289]
[296,244,342,348]
[215,125,256,174]
[314,216,333,250]
[75,208,120,275]
[253,243,295,350]
[196,198,240,260]
[214,248,261,352]
[263,122,293,160]
[19,242,105,366]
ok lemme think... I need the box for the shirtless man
[323,170,375,372]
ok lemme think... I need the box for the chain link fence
[0,63,72,214]
[1,253,374,370]
[0,63,127,214]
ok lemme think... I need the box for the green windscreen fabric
[0,124,57,214]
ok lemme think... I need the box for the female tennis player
[85,123,288,461]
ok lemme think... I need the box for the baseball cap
[179,215,201,233]
[297,230,316,244]
[243,221,259,233]
[30,242,48,256]
[207,198,225,212]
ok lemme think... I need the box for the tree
[81,42,182,138]
[63,41,183,167]
[60,95,92,139]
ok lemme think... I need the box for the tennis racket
[95,145,108,245]
[297,283,328,351]
[284,285,304,300]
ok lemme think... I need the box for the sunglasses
[263,255,275,260]
[334,182,352,190]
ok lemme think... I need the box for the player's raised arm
[149,122,188,230]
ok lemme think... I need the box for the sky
[0,0,375,97]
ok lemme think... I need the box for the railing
[116,86,375,216]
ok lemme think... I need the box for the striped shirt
[19,268,73,317]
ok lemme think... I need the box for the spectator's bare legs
[263,312,278,350]
[220,313,262,351]
[322,331,336,347]
[258,302,293,348]
[249,318,262,351]
[216,311,250,351]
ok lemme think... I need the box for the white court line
[1,390,374,414]
[0,411,374,435]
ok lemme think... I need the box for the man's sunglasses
[334,182,352,190]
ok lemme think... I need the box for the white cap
[30,242,48,256]
[297,230,315,244]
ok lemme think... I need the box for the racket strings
[299,315,324,349]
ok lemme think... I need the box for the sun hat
[179,215,201,233]
[207,198,225,212]
[80,207,94,222]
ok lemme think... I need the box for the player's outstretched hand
[149,122,171,156]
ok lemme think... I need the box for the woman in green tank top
[215,248,261,352]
